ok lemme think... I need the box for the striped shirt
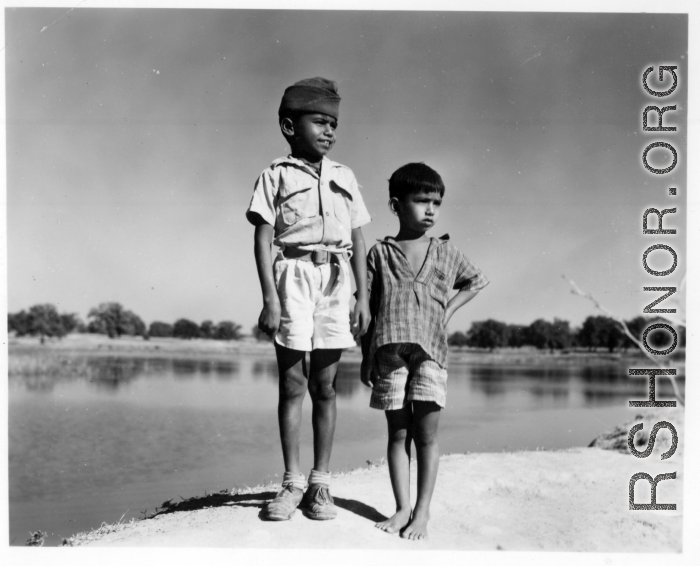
[362,235,489,368]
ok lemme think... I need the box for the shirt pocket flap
[329,178,354,200]
[277,170,317,225]
[278,176,314,201]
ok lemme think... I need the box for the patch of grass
[25,530,47,547]
[61,514,138,546]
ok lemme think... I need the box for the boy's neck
[291,150,323,170]
[395,226,431,243]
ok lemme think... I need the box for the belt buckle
[311,250,329,264]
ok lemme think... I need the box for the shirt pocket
[329,179,353,228]
[427,267,450,306]
[278,176,317,225]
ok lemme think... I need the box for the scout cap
[279,77,341,120]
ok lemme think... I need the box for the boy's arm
[445,247,489,327]
[350,227,370,338]
[359,246,377,388]
[253,221,281,338]
[443,289,480,327]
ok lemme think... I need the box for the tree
[28,304,65,339]
[199,320,215,340]
[447,331,469,347]
[87,302,146,338]
[148,321,173,338]
[173,318,200,339]
[8,305,83,341]
[8,310,32,336]
[215,321,243,341]
[506,324,528,348]
[576,316,623,352]
[60,313,82,334]
[526,319,556,350]
[551,318,573,350]
[466,319,509,351]
[17,304,67,342]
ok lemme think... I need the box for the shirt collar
[378,234,450,247]
[270,155,341,177]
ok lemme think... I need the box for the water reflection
[9,351,686,403]
[9,354,244,392]
[335,362,363,398]
[87,357,145,391]
[252,359,279,380]
[529,384,570,403]
[464,363,685,403]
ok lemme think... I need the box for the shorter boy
[361,163,489,540]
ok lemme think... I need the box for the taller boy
[246,78,371,521]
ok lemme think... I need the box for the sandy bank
[68,409,684,552]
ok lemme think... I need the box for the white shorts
[273,256,357,351]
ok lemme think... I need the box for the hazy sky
[5,8,688,333]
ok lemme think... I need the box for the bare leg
[402,401,441,540]
[308,348,342,472]
[275,344,308,473]
[375,405,413,533]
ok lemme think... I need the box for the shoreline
[9,333,684,367]
[59,408,684,551]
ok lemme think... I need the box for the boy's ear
[388,197,400,216]
[280,117,295,138]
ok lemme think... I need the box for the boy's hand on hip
[351,299,370,338]
[258,299,281,338]
[360,358,374,388]
[442,308,452,328]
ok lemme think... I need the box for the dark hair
[278,109,305,123]
[388,162,445,201]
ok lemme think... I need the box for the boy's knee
[309,379,336,402]
[389,428,410,443]
[413,428,437,448]
[279,372,307,400]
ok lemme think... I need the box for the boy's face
[392,191,443,233]
[283,113,337,161]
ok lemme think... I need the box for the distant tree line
[448,316,685,352]
[7,304,83,343]
[8,302,244,342]
[8,302,683,351]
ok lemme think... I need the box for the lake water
[8,349,684,546]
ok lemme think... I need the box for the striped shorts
[370,343,447,411]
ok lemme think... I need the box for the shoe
[263,484,304,521]
[302,484,337,520]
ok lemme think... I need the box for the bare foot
[401,512,429,541]
[375,508,411,534]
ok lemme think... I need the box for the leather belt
[282,248,334,264]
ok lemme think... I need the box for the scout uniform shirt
[246,155,371,253]
[363,235,490,368]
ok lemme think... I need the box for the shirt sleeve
[348,173,372,229]
[453,248,490,292]
[245,169,277,226]
[366,247,379,315]
[361,247,379,359]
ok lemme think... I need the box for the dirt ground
[69,409,684,552]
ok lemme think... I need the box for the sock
[308,469,331,487]
[282,471,305,491]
